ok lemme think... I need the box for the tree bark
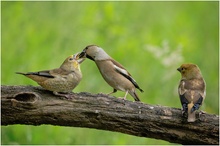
[1,85,219,145]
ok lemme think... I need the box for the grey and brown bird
[78,45,144,101]
[177,63,206,122]
[16,53,85,99]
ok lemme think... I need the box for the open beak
[78,50,86,58]
[77,58,85,64]
[73,52,86,64]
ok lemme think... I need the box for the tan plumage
[16,54,85,99]
[177,63,206,122]
[79,45,143,101]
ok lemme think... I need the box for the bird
[177,63,206,122]
[78,45,144,101]
[16,53,85,99]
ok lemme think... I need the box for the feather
[16,71,54,78]
[113,63,144,92]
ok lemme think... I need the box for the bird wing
[178,80,188,112]
[24,70,55,78]
[50,68,72,76]
[16,70,55,83]
[17,68,71,79]
[111,59,143,92]
[178,79,205,113]
[178,80,187,96]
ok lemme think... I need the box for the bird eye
[69,58,74,61]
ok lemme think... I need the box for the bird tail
[138,88,144,93]
[187,111,196,122]
[187,103,196,122]
[15,72,26,75]
[16,71,54,83]
[129,90,140,101]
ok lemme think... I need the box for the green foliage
[1,1,218,145]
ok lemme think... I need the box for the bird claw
[181,111,184,116]
[199,110,206,117]
[53,92,74,100]
[107,92,114,96]
[181,108,187,116]
[118,97,126,100]
[99,92,107,95]
[62,94,74,100]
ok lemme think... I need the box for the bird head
[78,45,111,61]
[177,63,203,79]
[61,55,81,71]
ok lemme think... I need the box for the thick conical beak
[177,67,181,72]
[78,49,95,61]
[77,58,85,64]
[73,52,86,64]
[78,50,86,58]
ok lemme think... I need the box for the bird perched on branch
[78,45,143,101]
[16,53,85,99]
[177,63,206,122]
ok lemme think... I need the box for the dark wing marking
[113,62,144,92]
[191,96,203,113]
[26,71,54,78]
[110,59,130,74]
[179,93,188,112]
[179,79,204,113]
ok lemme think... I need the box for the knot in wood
[11,92,41,108]
[13,92,39,103]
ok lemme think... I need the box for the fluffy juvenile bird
[177,63,206,122]
[16,53,85,99]
[79,45,143,101]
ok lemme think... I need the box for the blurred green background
[1,1,219,145]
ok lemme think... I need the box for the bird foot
[199,110,206,117]
[99,92,107,95]
[181,108,186,116]
[63,93,75,100]
[107,89,117,95]
[118,97,127,100]
[181,111,185,116]
[53,92,74,100]
[107,92,114,96]
[117,97,126,105]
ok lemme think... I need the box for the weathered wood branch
[1,85,219,145]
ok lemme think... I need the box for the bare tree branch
[1,85,219,145]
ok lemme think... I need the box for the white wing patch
[113,65,130,76]
[179,81,186,95]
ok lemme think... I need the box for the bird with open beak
[78,45,144,101]
[16,53,85,99]
[177,63,206,122]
